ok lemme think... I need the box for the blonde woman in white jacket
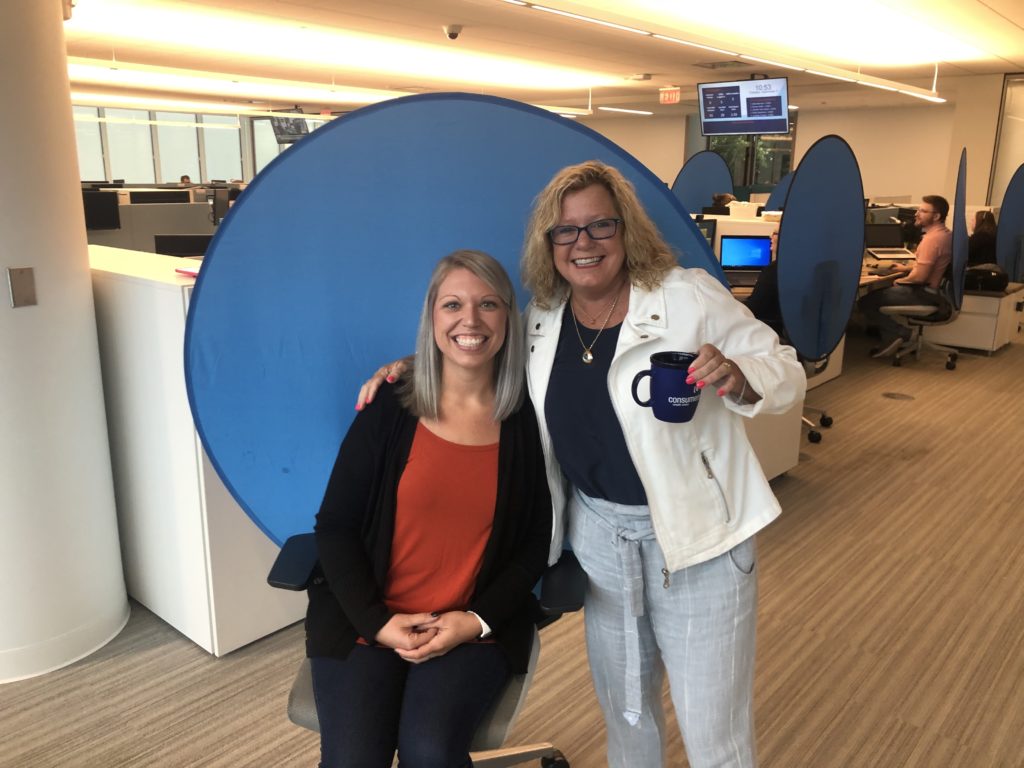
[359,161,805,768]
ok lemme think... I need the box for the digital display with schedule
[698,77,790,136]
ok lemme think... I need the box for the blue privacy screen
[670,150,733,217]
[776,135,864,361]
[184,92,721,545]
[952,149,969,309]
[996,162,1024,282]
[765,172,792,212]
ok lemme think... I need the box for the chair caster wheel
[808,430,822,443]
[946,360,957,370]
[542,751,570,767]
[819,414,833,428]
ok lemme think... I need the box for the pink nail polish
[697,381,705,388]
[386,375,395,383]
[355,403,362,411]
[717,388,725,397]
[685,376,695,385]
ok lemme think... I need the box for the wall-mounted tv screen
[698,77,789,136]
[270,115,310,144]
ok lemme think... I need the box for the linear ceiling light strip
[503,2,946,103]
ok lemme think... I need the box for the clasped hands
[374,610,482,664]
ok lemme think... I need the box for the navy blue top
[544,305,648,505]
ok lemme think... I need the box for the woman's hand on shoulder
[355,359,408,411]
[687,343,761,405]
[374,612,439,651]
[394,611,482,664]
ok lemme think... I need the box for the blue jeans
[859,283,940,344]
[569,489,758,768]
[310,643,509,768]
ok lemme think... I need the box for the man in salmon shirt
[860,194,953,358]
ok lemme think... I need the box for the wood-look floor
[3,328,1023,768]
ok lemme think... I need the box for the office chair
[798,356,834,443]
[267,533,582,768]
[877,276,959,369]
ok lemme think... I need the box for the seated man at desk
[859,195,952,358]
[745,229,784,337]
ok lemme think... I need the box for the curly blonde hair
[521,161,678,308]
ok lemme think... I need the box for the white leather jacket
[526,267,806,572]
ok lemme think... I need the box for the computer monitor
[864,223,904,248]
[694,218,717,249]
[719,235,773,269]
[154,234,213,257]
[702,205,731,216]
[212,187,230,224]
[82,190,121,230]
[129,190,191,204]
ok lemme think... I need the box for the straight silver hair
[399,250,525,422]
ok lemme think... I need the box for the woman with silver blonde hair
[402,249,526,421]
[308,249,551,768]
[360,161,805,768]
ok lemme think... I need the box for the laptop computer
[719,234,772,287]
[865,223,914,260]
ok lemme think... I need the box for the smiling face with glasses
[548,184,628,303]
[547,217,623,245]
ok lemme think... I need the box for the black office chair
[267,533,583,767]
[796,355,834,443]
[877,275,960,369]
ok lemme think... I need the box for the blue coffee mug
[631,351,701,423]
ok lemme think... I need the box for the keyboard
[867,247,914,259]
[726,271,761,288]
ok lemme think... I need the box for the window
[707,113,797,198]
[105,108,155,183]
[156,112,200,183]
[990,75,1024,208]
[201,114,242,181]
[252,118,281,174]
[73,106,105,181]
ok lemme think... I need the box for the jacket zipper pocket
[700,451,731,523]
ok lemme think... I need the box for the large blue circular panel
[765,172,793,212]
[670,150,733,215]
[996,162,1024,282]
[185,93,721,545]
[952,149,969,309]
[777,135,864,360]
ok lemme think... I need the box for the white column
[0,1,129,682]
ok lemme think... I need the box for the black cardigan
[305,383,553,673]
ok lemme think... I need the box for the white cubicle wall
[90,246,305,656]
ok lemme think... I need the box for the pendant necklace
[570,287,622,365]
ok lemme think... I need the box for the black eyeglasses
[547,217,622,245]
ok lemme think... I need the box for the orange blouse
[384,422,499,615]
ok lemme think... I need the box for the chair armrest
[267,532,318,590]
[538,550,586,616]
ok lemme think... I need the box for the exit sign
[659,87,681,105]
